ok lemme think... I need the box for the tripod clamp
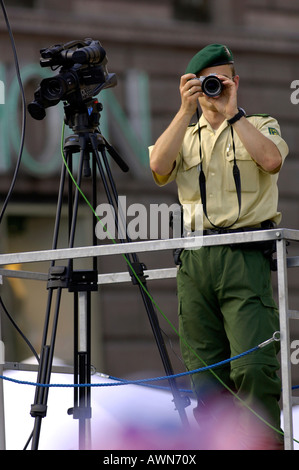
[47,266,69,289]
[30,403,48,419]
[127,261,148,285]
[47,266,98,292]
[68,270,98,293]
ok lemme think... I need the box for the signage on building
[0,64,151,177]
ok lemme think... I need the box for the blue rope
[0,343,260,389]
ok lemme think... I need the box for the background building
[0,0,299,402]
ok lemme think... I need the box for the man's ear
[233,75,240,90]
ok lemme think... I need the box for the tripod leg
[64,138,96,450]
[137,283,190,426]
[69,291,92,450]
[30,288,63,449]
[29,159,69,449]
[30,144,89,449]
[90,135,190,426]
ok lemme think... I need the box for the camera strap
[196,109,241,229]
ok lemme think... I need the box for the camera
[28,38,117,120]
[199,74,223,97]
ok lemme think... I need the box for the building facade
[0,0,299,394]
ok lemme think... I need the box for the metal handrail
[0,227,298,450]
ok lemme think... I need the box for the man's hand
[204,74,239,120]
[179,73,204,116]
[150,73,202,176]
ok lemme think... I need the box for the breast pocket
[177,155,201,202]
[181,155,201,172]
[225,151,259,193]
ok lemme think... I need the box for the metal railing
[0,227,298,450]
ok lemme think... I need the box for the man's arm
[149,74,202,176]
[231,116,282,173]
[209,75,283,173]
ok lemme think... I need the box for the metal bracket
[68,270,98,292]
[47,266,69,289]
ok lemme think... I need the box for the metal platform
[0,227,298,450]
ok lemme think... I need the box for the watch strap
[227,107,246,125]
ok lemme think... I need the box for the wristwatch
[227,107,246,125]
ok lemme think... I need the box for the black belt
[202,220,275,236]
[179,220,277,271]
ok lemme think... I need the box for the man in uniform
[149,44,289,449]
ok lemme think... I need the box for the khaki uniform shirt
[150,114,289,230]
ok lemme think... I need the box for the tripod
[29,98,189,450]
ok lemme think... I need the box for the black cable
[0,3,38,449]
[0,0,26,225]
[23,430,33,451]
[0,0,39,376]
[0,297,39,363]
[0,0,37,359]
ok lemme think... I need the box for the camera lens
[201,76,223,97]
[40,77,66,101]
[72,43,106,65]
[40,72,77,101]
[46,79,65,99]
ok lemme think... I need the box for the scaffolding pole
[0,227,298,450]
[0,275,6,451]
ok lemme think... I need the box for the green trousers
[177,245,282,441]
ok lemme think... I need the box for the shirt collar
[190,113,230,135]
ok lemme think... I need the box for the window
[173,0,210,22]
[8,0,35,7]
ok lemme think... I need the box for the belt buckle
[185,230,203,238]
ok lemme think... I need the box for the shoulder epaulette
[188,123,197,127]
[246,113,270,118]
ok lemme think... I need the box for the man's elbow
[149,159,160,174]
[263,152,282,173]
[150,155,174,176]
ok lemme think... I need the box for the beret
[185,44,234,75]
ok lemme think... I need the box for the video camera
[28,38,117,120]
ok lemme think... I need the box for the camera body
[28,38,117,120]
[198,74,223,97]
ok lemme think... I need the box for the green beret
[185,44,234,75]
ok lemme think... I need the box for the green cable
[60,122,297,445]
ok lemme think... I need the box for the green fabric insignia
[268,127,279,136]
